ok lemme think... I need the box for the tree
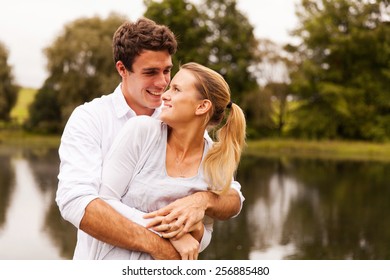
[255,39,297,137]
[0,42,19,122]
[288,0,390,141]
[202,0,260,104]
[265,82,290,136]
[144,0,211,71]
[26,79,62,133]
[28,13,126,132]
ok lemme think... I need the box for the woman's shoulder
[123,116,163,138]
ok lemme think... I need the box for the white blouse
[90,116,214,259]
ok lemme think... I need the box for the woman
[91,62,246,259]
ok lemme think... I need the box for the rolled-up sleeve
[56,107,102,228]
[230,180,245,217]
[198,216,214,252]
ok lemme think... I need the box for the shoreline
[1,130,390,162]
[245,139,390,162]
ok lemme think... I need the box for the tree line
[1,0,389,141]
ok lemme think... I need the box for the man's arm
[204,188,242,219]
[80,198,180,260]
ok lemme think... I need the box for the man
[56,17,244,259]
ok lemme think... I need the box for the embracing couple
[56,17,246,260]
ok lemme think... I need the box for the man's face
[121,50,173,115]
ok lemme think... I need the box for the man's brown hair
[113,17,177,71]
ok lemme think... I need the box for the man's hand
[144,192,208,239]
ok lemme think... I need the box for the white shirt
[56,84,244,259]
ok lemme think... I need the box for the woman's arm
[151,215,213,259]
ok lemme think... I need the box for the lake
[0,147,389,259]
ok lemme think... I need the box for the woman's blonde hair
[181,62,246,194]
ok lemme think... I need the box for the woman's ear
[195,99,212,116]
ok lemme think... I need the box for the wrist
[200,191,217,216]
[190,222,204,242]
[146,233,179,259]
[193,191,211,212]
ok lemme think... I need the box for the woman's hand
[169,233,199,260]
[144,192,208,238]
[147,217,204,241]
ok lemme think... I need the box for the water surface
[0,148,389,259]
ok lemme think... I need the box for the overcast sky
[0,0,300,88]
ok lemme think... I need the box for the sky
[0,0,300,88]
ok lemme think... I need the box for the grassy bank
[10,87,37,124]
[246,139,390,162]
[2,87,61,149]
[0,129,60,148]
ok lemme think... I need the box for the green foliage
[0,42,19,121]
[144,0,210,71]
[26,81,62,133]
[202,0,260,104]
[265,82,290,135]
[288,0,390,141]
[241,88,276,138]
[244,40,296,138]
[28,13,125,132]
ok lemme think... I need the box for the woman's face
[160,69,203,126]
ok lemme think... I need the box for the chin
[148,101,162,109]
[159,113,170,123]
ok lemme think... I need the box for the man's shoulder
[81,93,113,109]
[72,93,114,116]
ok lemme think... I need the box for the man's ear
[195,99,212,116]
[116,61,127,78]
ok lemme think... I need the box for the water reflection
[0,153,15,230]
[0,148,76,260]
[0,148,389,260]
[0,158,59,259]
[202,156,390,260]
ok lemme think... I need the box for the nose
[155,72,170,89]
[162,89,170,101]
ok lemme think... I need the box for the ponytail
[203,103,246,194]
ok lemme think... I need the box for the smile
[147,90,163,96]
[163,102,172,108]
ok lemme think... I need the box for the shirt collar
[113,83,162,119]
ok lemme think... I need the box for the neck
[167,125,205,158]
[166,125,205,178]
[165,120,207,178]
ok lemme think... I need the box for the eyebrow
[142,65,173,72]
